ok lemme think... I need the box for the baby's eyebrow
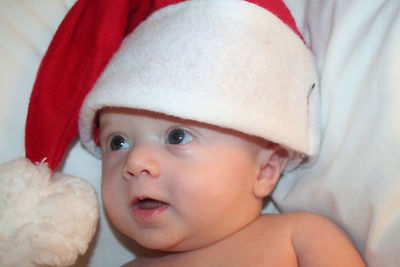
[98,118,109,130]
[98,114,118,131]
[97,119,115,140]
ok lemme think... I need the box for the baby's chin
[128,212,262,253]
[137,238,201,253]
[133,233,219,254]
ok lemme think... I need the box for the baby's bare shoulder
[278,211,366,267]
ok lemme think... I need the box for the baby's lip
[131,196,169,210]
[130,196,169,220]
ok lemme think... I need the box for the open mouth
[131,197,169,220]
[133,198,168,210]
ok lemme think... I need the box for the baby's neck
[124,214,297,267]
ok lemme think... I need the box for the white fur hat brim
[79,0,320,158]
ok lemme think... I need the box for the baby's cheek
[101,176,122,211]
[101,178,130,230]
[101,179,114,211]
[176,173,230,215]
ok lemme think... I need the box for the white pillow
[276,1,400,266]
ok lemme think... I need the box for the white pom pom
[0,158,99,267]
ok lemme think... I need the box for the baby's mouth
[133,198,168,210]
[131,197,169,220]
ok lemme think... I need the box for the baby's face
[99,108,267,252]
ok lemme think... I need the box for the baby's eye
[109,135,130,151]
[166,128,194,145]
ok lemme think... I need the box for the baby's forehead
[99,107,197,127]
[99,107,272,147]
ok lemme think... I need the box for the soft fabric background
[279,1,400,266]
[0,0,399,266]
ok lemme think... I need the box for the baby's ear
[253,144,289,199]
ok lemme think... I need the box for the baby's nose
[121,144,161,180]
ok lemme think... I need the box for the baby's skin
[127,213,365,267]
[99,108,365,267]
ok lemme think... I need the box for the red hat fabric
[25,0,183,170]
[25,0,318,170]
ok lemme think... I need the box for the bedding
[277,1,400,266]
[0,0,399,266]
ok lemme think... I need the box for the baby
[98,108,365,266]
[6,0,366,265]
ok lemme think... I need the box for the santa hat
[0,0,319,265]
[79,0,320,162]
